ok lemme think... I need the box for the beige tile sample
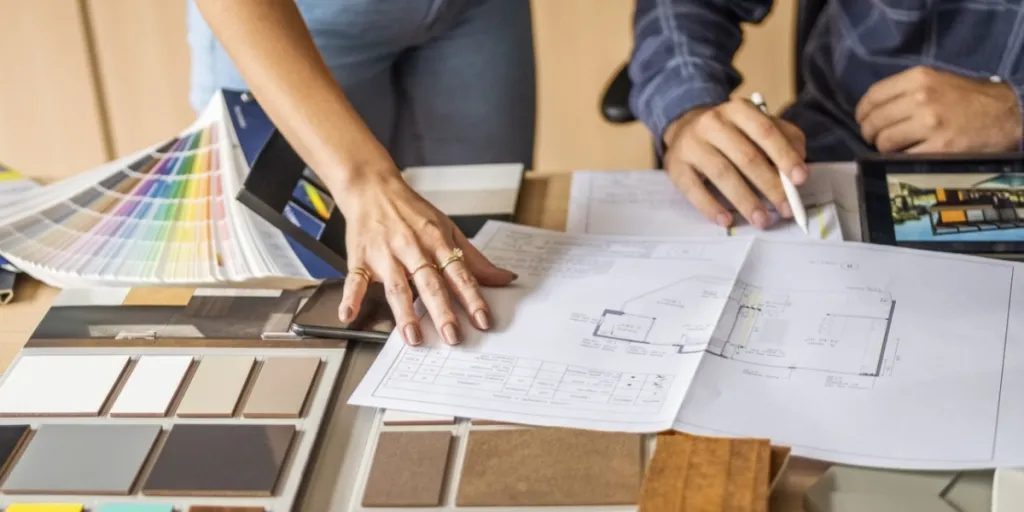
[0,355,129,416]
[457,428,642,506]
[362,431,452,507]
[242,357,321,418]
[175,355,253,417]
[382,409,455,426]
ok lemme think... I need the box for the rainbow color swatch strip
[0,123,231,283]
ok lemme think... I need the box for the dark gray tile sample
[2,424,160,494]
[142,424,295,496]
[0,424,29,474]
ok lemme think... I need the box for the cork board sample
[638,432,771,512]
[362,431,453,507]
[456,427,642,506]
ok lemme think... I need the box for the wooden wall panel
[84,0,194,158]
[0,0,110,183]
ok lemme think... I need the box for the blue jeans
[186,0,536,169]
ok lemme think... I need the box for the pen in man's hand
[750,92,809,235]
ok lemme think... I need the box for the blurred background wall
[0,0,796,181]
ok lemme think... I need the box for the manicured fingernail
[778,202,793,218]
[474,310,491,330]
[442,323,460,345]
[752,209,769,229]
[339,306,353,323]
[404,324,422,346]
[716,213,731,227]
[790,166,807,183]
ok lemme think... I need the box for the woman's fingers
[451,227,517,287]
[390,228,462,346]
[372,255,421,346]
[338,260,371,324]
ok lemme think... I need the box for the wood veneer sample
[122,287,195,306]
[2,424,160,495]
[362,431,452,507]
[110,356,193,417]
[175,355,253,417]
[456,428,642,506]
[638,432,770,512]
[0,355,129,416]
[242,357,320,418]
[142,424,294,497]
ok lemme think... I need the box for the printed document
[350,221,1024,470]
[566,164,861,241]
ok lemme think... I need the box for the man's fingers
[688,141,769,228]
[860,94,916,144]
[704,113,790,217]
[727,101,808,186]
[855,67,920,123]
[875,117,929,153]
[666,163,732,227]
[776,121,807,160]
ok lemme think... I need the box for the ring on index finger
[348,267,373,282]
[438,248,464,273]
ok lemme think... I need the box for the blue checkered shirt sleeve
[629,0,775,150]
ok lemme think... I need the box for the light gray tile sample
[2,424,160,494]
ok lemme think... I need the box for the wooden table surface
[0,169,829,511]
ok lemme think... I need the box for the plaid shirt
[630,0,1024,161]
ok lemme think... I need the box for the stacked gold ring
[348,267,372,282]
[410,262,437,275]
[438,248,464,272]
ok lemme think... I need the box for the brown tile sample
[175,356,254,417]
[638,432,771,512]
[456,427,642,506]
[142,424,294,497]
[242,357,321,418]
[362,431,452,507]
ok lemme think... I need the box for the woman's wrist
[323,161,403,211]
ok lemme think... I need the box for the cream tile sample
[110,356,193,417]
[382,409,455,426]
[0,355,129,416]
[176,355,254,417]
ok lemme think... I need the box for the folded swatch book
[0,90,344,288]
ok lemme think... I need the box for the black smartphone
[290,278,394,342]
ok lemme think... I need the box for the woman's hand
[331,169,518,347]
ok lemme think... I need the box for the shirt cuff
[636,82,731,156]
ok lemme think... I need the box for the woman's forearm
[194,0,397,197]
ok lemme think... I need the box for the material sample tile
[0,355,129,416]
[639,433,770,512]
[382,409,455,426]
[175,356,254,417]
[456,428,642,506]
[242,357,320,418]
[110,356,193,417]
[188,507,266,511]
[362,431,452,507]
[122,287,195,306]
[6,505,83,512]
[3,424,160,495]
[96,505,174,512]
[0,424,30,475]
[143,424,294,496]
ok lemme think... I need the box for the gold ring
[410,262,437,275]
[348,267,372,282]
[438,248,464,272]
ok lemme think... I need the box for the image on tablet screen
[888,173,1024,242]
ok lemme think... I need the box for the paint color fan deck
[0,90,330,288]
[0,346,346,512]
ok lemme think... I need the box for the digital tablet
[290,278,395,343]
[860,152,1024,257]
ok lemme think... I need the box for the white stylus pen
[750,92,808,234]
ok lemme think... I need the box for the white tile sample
[109,356,193,417]
[382,409,455,426]
[0,355,130,415]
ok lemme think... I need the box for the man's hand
[856,66,1023,153]
[663,98,808,229]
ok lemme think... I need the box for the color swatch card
[0,91,332,288]
[0,162,40,272]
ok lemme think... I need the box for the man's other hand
[856,66,1023,154]
[662,98,808,229]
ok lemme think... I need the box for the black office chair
[599,0,827,159]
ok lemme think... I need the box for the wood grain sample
[456,427,642,506]
[638,432,771,512]
[242,357,320,418]
[362,431,452,507]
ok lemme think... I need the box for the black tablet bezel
[860,151,1024,255]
